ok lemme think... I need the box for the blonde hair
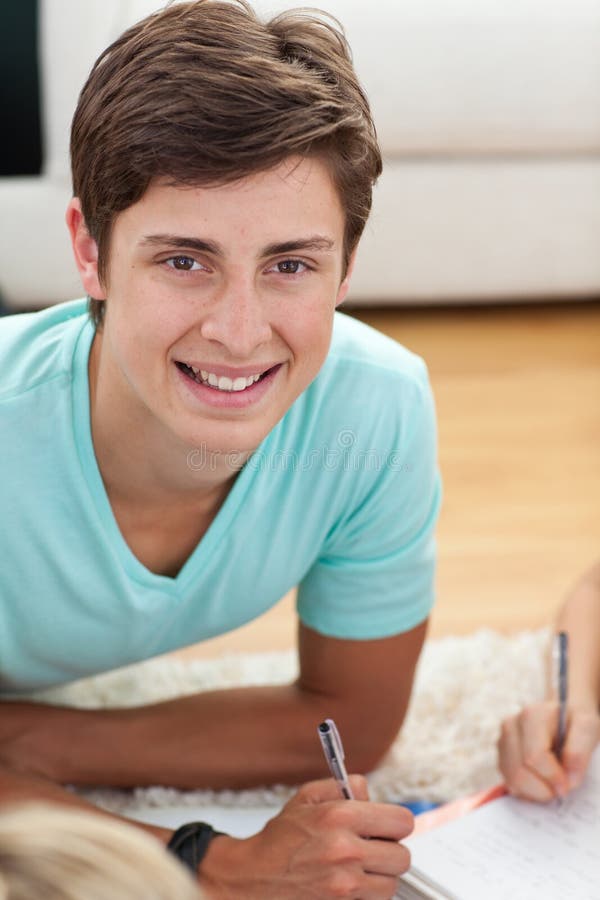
[0,804,202,900]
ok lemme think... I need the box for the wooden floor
[179,300,600,661]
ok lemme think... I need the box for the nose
[200,276,272,359]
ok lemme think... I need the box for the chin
[182,421,271,464]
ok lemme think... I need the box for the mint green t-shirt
[0,300,441,693]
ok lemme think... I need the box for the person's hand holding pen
[201,773,413,899]
[199,719,412,899]
[498,631,600,802]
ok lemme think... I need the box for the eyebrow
[139,234,221,255]
[138,234,336,257]
[263,237,336,256]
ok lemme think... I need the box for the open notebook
[396,749,600,900]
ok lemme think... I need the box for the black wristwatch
[166,821,226,875]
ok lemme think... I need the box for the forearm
[123,683,346,789]
[3,684,382,790]
[0,680,404,792]
[0,762,171,845]
[556,562,600,710]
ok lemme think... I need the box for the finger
[294,777,350,804]
[295,775,369,803]
[361,835,411,877]
[510,765,557,802]
[362,803,414,842]
[499,713,555,801]
[294,775,369,805]
[323,866,402,900]
[324,799,414,842]
[354,872,403,900]
[562,711,600,790]
[348,773,370,801]
[518,704,568,796]
[498,714,523,784]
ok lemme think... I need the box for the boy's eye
[274,259,306,275]
[166,256,200,271]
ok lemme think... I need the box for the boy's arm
[499,561,600,801]
[0,620,427,789]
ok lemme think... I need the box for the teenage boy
[0,1,440,895]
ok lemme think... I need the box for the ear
[335,247,358,308]
[65,197,106,299]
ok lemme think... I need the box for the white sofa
[1,0,600,309]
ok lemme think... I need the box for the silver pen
[318,718,355,799]
[553,630,569,761]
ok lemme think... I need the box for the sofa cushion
[254,0,600,156]
[41,0,162,181]
[42,0,600,184]
[0,177,81,305]
[352,158,600,301]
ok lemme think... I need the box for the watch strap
[166,821,225,875]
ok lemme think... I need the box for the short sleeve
[296,365,441,639]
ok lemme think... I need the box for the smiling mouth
[175,362,276,392]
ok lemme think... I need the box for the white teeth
[184,364,265,391]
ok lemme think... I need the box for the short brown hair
[70,0,382,327]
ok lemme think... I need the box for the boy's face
[80,156,353,456]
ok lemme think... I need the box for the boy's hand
[199,775,413,899]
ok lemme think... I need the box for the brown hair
[70,0,382,327]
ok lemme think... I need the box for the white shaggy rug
[30,628,551,815]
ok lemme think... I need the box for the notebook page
[129,803,277,837]
[405,750,600,900]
